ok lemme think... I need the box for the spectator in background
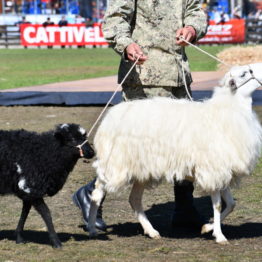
[58,16,68,49]
[75,14,85,24]
[75,15,85,48]
[79,0,93,21]
[214,9,230,24]
[233,6,242,19]
[85,17,94,27]
[16,16,31,25]
[43,17,54,27]
[255,9,262,20]
[54,2,60,14]
[16,16,31,49]
[42,17,54,49]
[58,15,68,27]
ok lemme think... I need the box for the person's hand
[176,26,196,46]
[125,43,148,65]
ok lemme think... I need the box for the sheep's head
[54,123,95,159]
[221,63,262,97]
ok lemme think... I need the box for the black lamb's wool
[0,123,94,248]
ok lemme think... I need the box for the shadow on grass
[107,196,262,241]
[0,229,109,247]
[3,195,260,246]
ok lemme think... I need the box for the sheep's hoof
[152,234,161,240]
[16,238,27,244]
[89,230,98,238]
[201,223,213,234]
[51,239,62,249]
[217,240,229,245]
[147,230,161,239]
[215,235,228,245]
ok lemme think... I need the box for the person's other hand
[176,26,196,46]
[125,43,148,65]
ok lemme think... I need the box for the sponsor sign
[20,19,245,46]
[198,19,245,44]
[20,23,108,46]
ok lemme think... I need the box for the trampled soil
[0,106,261,262]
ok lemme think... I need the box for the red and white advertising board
[20,19,246,46]
[198,19,245,44]
[20,23,108,46]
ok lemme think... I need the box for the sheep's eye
[240,71,247,78]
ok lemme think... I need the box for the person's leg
[73,84,201,231]
[72,84,147,231]
[124,84,205,228]
[72,84,146,231]
[72,179,107,231]
[170,85,206,228]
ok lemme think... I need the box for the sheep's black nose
[82,144,95,159]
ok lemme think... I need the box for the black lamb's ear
[54,129,63,141]
[54,124,67,141]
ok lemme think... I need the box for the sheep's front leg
[210,191,228,244]
[129,181,160,239]
[33,198,62,248]
[15,200,32,244]
[88,179,105,237]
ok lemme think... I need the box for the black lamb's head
[54,123,95,159]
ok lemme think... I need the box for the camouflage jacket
[102,0,207,87]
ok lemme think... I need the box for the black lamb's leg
[33,198,62,248]
[15,200,32,244]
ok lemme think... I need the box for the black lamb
[0,123,94,248]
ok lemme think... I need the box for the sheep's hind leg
[201,187,235,237]
[15,200,32,244]
[129,181,160,239]
[210,191,228,244]
[33,198,62,248]
[220,188,235,221]
[87,179,105,237]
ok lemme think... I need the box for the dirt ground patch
[0,106,261,262]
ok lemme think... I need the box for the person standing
[73,0,208,231]
[42,17,54,49]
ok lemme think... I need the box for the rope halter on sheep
[232,66,262,89]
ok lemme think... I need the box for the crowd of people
[7,0,262,28]
[3,0,106,22]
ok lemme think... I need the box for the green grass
[0,45,229,90]
[186,45,228,71]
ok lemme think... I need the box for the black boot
[72,179,107,231]
[172,180,206,229]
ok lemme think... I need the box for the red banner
[20,19,245,46]
[20,23,108,46]
[198,19,245,44]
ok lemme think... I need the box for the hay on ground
[217,46,262,71]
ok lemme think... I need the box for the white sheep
[88,63,262,244]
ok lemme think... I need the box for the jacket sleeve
[184,0,208,41]
[102,0,136,55]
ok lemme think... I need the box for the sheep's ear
[220,71,237,93]
[60,123,69,130]
[54,129,63,141]
[228,78,237,93]
[54,125,66,142]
